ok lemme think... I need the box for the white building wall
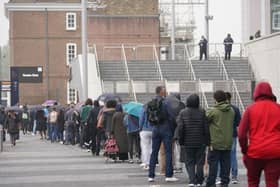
[242,0,271,42]
[246,32,280,99]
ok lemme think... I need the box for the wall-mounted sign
[11,67,43,83]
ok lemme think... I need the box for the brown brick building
[5,0,159,105]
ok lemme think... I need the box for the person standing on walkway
[239,82,280,187]
[205,90,235,187]
[86,100,101,155]
[48,107,58,143]
[176,94,209,187]
[223,34,234,60]
[139,104,153,170]
[6,110,20,146]
[36,109,47,139]
[148,86,178,182]
[111,105,129,161]
[21,105,30,135]
[57,108,65,144]
[80,98,93,148]
[199,35,208,61]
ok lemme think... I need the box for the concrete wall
[242,0,271,42]
[246,32,280,98]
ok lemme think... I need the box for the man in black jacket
[86,100,101,155]
[176,94,209,187]
[199,36,208,61]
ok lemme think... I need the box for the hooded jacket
[206,101,234,150]
[238,82,280,159]
[176,94,209,147]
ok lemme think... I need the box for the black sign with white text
[13,67,43,83]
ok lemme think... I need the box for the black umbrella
[97,93,122,103]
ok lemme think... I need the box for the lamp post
[205,0,213,56]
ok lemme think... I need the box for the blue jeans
[217,138,238,178]
[47,123,51,140]
[230,137,238,177]
[149,124,173,178]
[50,123,58,142]
[206,149,231,186]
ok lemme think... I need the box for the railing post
[153,44,163,80]
[122,44,130,81]
[131,80,137,102]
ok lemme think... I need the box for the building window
[66,13,76,30]
[66,43,77,65]
[272,11,280,30]
[67,82,78,104]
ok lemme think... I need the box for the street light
[81,0,106,100]
[205,0,213,56]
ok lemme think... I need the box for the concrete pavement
[0,133,266,187]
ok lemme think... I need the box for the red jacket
[238,82,280,159]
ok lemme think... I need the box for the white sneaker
[143,165,149,170]
[196,184,202,187]
[216,179,222,185]
[188,184,195,187]
[148,177,154,182]
[140,163,146,167]
[165,177,179,182]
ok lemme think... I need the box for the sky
[0,0,241,46]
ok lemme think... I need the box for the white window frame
[272,11,280,30]
[66,43,77,65]
[66,12,77,31]
[67,81,78,104]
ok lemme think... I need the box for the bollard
[0,124,3,152]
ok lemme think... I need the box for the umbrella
[122,102,144,117]
[42,100,58,107]
[5,106,23,113]
[97,93,122,103]
[166,95,185,117]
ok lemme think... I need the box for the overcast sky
[0,0,241,46]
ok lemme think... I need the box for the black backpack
[146,98,165,125]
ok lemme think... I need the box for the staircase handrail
[131,79,137,102]
[215,51,229,80]
[101,79,105,93]
[93,44,101,78]
[153,44,163,80]
[232,79,245,113]
[185,44,196,80]
[198,79,209,109]
[122,44,131,81]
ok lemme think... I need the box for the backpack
[80,105,91,123]
[22,112,29,120]
[146,98,165,125]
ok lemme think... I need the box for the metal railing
[130,80,137,102]
[93,44,100,78]
[232,79,245,113]
[215,51,229,80]
[185,44,196,80]
[153,44,163,80]
[198,79,209,109]
[122,44,131,81]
